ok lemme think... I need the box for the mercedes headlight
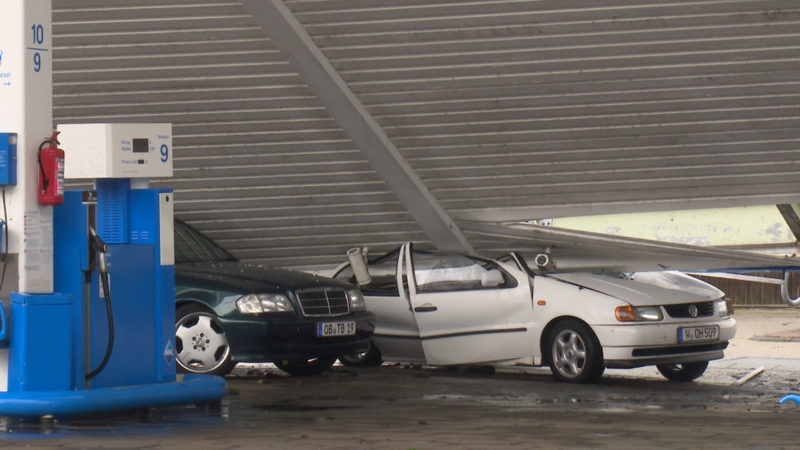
[615,305,663,322]
[347,289,366,311]
[236,293,294,314]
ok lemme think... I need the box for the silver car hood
[547,271,724,306]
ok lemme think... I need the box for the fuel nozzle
[88,226,108,273]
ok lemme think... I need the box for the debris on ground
[734,366,765,385]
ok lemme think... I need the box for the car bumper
[593,317,736,368]
[221,312,375,363]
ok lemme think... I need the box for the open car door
[401,244,535,365]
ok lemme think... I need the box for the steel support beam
[777,204,800,241]
[240,0,473,254]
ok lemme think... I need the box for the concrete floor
[0,308,798,449]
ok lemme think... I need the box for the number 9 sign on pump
[160,143,169,163]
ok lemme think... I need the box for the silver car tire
[175,304,234,376]
[547,319,604,382]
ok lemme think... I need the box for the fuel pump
[0,123,225,417]
[0,1,224,417]
[51,123,225,393]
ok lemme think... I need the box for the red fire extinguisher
[38,131,65,206]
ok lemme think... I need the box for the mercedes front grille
[295,288,350,317]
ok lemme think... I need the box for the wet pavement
[2,362,798,449]
[0,308,798,448]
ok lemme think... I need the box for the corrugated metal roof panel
[53,0,426,268]
[287,0,800,221]
[53,0,800,268]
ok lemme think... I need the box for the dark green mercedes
[173,220,374,376]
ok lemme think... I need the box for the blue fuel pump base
[0,374,226,418]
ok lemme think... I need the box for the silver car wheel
[551,329,587,379]
[176,311,231,374]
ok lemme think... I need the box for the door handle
[414,305,438,313]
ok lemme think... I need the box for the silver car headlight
[615,305,663,322]
[347,289,366,311]
[716,298,734,317]
[236,293,294,314]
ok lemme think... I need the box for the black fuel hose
[86,270,113,380]
[86,237,114,381]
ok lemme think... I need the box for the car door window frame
[334,247,405,296]
[409,247,518,294]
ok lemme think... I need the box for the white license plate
[678,325,719,343]
[317,321,356,337]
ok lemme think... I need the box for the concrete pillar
[0,0,54,294]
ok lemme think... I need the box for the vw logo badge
[688,304,699,318]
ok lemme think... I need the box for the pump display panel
[132,138,149,153]
[58,123,173,179]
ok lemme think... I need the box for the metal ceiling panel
[458,220,800,272]
[52,0,800,269]
[286,0,800,222]
[53,0,426,269]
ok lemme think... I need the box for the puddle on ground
[422,390,744,414]
[255,403,361,412]
[0,401,228,439]
[0,396,365,439]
